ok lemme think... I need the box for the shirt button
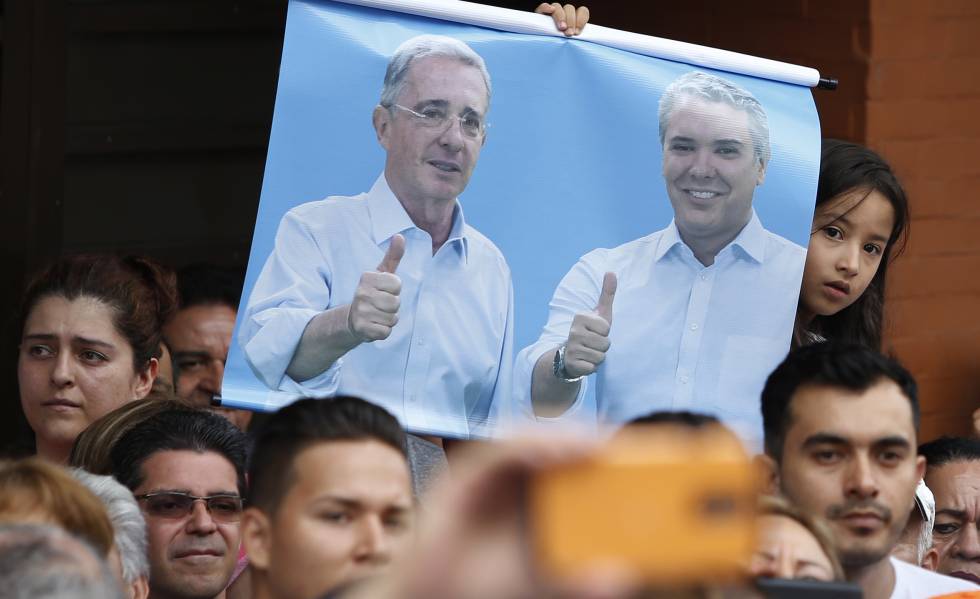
[679,375,689,384]
[408,395,416,403]
[700,273,708,281]
[690,323,699,331]
[417,338,425,347]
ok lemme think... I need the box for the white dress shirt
[514,211,805,447]
[240,175,513,438]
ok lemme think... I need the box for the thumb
[594,272,617,323]
[377,234,405,274]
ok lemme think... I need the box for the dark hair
[247,397,407,514]
[919,436,980,469]
[627,410,720,428]
[796,139,910,349]
[109,406,247,496]
[761,342,919,461]
[175,263,245,311]
[19,254,178,371]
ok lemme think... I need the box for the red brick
[886,295,980,338]
[903,174,980,219]
[871,19,949,60]
[889,254,980,298]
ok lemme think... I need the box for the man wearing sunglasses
[240,33,511,441]
[109,407,248,599]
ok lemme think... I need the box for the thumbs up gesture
[347,234,405,342]
[561,272,617,379]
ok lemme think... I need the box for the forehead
[926,460,980,510]
[25,295,121,340]
[786,380,916,445]
[286,440,411,504]
[398,56,488,112]
[815,189,896,235]
[164,304,236,347]
[664,95,753,142]
[757,514,826,556]
[137,449,238,493]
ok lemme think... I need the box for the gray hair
[0,523,124,599]
[70,469,149,584]
[658,70,771,166]
[380,34,491,109]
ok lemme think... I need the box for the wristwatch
[553,344,585,383]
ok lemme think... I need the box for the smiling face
[18,295,154,462]
[750,514,837,581]
[135,450,241,599]
[661,96,765,258]
[799,189,896,323]
[244,440,414,599]
[375,56,488,209]
[776,379,924,570]
[925,460,980,584]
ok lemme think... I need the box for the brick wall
[868,0,980,440]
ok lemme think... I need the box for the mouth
[683,188,723,201]
[41,398,81,409]
[427,160,461,173]
[823,280,851,298]
[950,571,980,585]
[174,549,223,559]
[840,511,885,531]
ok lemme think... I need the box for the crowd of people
[2,4,980,599]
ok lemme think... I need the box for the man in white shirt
[239,35,512,438]
[919,436,980,586]
[516,70,805,444]
[759,342,978,599]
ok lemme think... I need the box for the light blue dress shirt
[513,211,805,447]
[239,175,514,438]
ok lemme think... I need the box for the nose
[199,359,225,397]
[437,116,465,152]
[352,516,391,566]
[844,454,878,499]
[50,351,74,388]
[185,500,218,535]
[953,523,980,561]
[688,148,715,179]
[836,242,861,277]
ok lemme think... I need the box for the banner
[220,0,821,448]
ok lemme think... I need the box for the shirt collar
[655,210,767,264]
[367,175,470,263]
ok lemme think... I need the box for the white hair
[380,34,491,109]
[658,70,771,166]
[70,469,149,584]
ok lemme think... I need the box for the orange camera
[529,425,760,586]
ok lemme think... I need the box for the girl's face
[799,188,896,322]
[17,295,155,461]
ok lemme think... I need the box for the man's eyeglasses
[390,104,488,139]
[136,492,244,522]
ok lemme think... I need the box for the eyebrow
[802,433,849,448]
[414,98,482,116]
[872,436,912,450]
[317,495,412,511]
[173,350,211,360]
[821,208,891,244]
[145,488,240,497]
[935,508,968,519]
[23,333,116,350]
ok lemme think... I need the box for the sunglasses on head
[135,491,244,522]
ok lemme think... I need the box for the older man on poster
[517,71,806,444]
[240,35,512,438]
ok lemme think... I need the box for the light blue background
[221,0,821,414]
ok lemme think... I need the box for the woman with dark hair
[17,254,177,463]
[795,139,910,348]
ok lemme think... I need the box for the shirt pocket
[717,334,789,419]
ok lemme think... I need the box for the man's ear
[241,507,273,571]
[755,158,767,186]
[754,453,780,496]
[921,546,940,571]
[131,575,150,599]
[373,105,391,150]
[914,455,926,483]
